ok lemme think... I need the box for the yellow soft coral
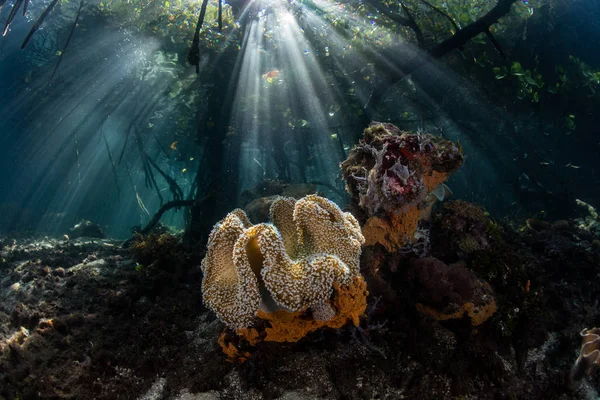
[201,195,366,332]
[201,210,261,328]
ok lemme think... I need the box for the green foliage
[493,61,544,102]
[564,114,576,132]
[95,0,236,53]
[549,55,600,96]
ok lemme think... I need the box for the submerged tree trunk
[185,47,243,248]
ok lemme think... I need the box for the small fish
[170,141,179,150]
[565,163,582,169]
[181,168,187,173]
[261,69,280,83]
[540,161,551,166]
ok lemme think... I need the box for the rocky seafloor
[1,200,600,400]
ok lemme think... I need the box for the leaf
[525,75,537,86]
[493,66,506,79]
[510,62,524,76]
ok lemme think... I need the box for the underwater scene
[0,0,599,398]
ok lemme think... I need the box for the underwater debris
[201,195,367,360]
[341,122,463,252]
[569,328,600,387]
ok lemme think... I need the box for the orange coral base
[361,170,449,253]
[219,276,368,361]
[416,298,497,327]
[257,276,368,342]
[423,170,448,193]
[362,205,421,252]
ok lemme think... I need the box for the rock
[68,259,107,274]
[69,220,105,239]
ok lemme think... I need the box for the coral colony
[201,194,367,360]
[201,122,472,361]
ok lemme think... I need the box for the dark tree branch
[484,29,507,60]
[133,125,163,205]
[3,0,23,36]
[429,0,518,59]
[50,0,84,82]
[218,0,223,31]
[364,0,424,48]
[121,199,197,248]
[147,156,184,201]
[101,125,122,201]
[367,0,519,110]
[400,4,425,48]
[420,0,507,59]
[188,0,210,73]
[419,0,460,32]
[363,0,410,26]
[21,0,60,48]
